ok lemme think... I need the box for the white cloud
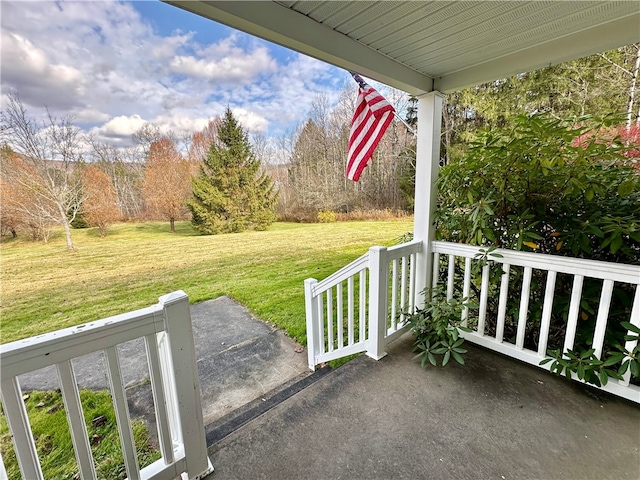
[152,114,213,137]
[74,108,111,124]
[1,31,85,109]
[151,32,194,62]
[0,0,346,148]
[91,114,147,139]
[170,45,277,83]
[232,108,269,133]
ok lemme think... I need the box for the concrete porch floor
[204,333,640,480]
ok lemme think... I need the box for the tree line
[1,93,277,249]
[1,45,638,248]
[266,44,640,220]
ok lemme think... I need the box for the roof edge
[166,0,434,94]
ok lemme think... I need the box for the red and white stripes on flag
[346,73,395,181]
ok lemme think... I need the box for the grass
[1,219,412,344]
[0,390,160,479]
[0,219,412,478]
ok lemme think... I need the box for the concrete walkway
[18,296,310,424]
[206,333,640,480]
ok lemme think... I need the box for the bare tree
[598,44,640,128]
[131,122,162,160]
[142,137,192,231]
[283,86,413,219]
[1,149,59,241]
[0,180,18,237]
[85,135,145,218]
[0,92,83,250]
[187,118,221,162]
[81,164,120,236]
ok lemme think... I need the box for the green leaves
[540,342,636,387]
[618,180,635,196]
[435,112,640,264]
[408,287,471,368]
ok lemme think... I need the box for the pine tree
[187,108,278,234]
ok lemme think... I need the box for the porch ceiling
[166,1,639,94]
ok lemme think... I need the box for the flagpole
[393,111,417,137]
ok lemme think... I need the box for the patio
[205,332,640,480]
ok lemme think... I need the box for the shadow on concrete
[18,296,310,445]
[206,333,640,480]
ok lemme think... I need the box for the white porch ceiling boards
[167,1,640,94]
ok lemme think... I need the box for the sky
[0,0,352,148]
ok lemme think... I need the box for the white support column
[414,91,445,308]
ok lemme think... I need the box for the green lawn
[1,220,413,345]
[1,221,412,478]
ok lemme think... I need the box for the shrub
[334,209,409,221]
[317,210,337,223]
[435,113,640,385]
[406,286,474,367]
[436,113,640,263]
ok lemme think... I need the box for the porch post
[414,91,445,308]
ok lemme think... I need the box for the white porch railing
[431,241,640,403]
[305,240,640,403]
[304,240,422,369]
[0,291,213,480]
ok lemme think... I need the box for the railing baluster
[447,254,455,300]
[620,287,640,386]
[337,283,344,349]
[144,333,174,463]
[496,263,511,342]
[537,271,557,357]
[326,289,334,352]
[155,332,180,450]
[105,346,140,480]
[317,292,325,355]
[391,259,399,330]
[400,257,408,322]
[516,267,533,349]
[478,264,490,336]
[409,253,416,314]
[359,270,366,342]
[564,275,584,353]
[462,257,471,327]
[348,276,355,345]
[432,252,440,295]
[56,360,97,479]
[1,449,8,480]
[592,279,614,358]
[0,378,43,480]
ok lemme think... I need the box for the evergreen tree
[187,108,278,234]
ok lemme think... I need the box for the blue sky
[1,0,352,147]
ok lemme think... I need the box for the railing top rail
[0,303,165,380]
[311,253,369,296]
[386,239,422,260]
[431,241,640,284]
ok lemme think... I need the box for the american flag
[346,73,395,181]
